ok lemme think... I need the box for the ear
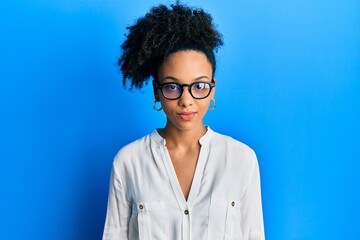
[152,80,160,101]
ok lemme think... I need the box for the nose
[178,86,194,107]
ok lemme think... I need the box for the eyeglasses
[156,81,215,100]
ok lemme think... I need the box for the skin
[153,50,216,200]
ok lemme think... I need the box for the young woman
[103,2,265,240]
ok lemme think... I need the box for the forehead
[157,50,213,82]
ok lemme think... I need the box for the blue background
[1,0,359,239]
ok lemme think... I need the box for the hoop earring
[209,99,216,110]
[153,101,163,112]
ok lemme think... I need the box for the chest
[167,148,199,200]
[125,142,249,204]
[124,144,249,240]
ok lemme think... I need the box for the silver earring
[153,101,163,112]
[209,99,216,110]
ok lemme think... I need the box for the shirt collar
[151,128,166,146]
[199,126,213,146]
[151,126,213,146]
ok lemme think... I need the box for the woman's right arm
[102,163,131,240]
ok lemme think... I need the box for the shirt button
[184,210,189,215]
[139,204,144,210]
[231,201,235,207]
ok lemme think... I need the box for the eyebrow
[161,75,210,82]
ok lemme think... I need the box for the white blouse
[103,127,265,240]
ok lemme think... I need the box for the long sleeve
[102,163,131,240]
[240,150,265,240]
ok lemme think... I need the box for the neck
[158,123,207,149]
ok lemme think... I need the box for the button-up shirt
[103,127,265,240]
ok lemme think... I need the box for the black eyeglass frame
[155,80,216,100]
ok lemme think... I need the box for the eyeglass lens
[161,82,213,99]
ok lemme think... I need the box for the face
[154,50,216,132]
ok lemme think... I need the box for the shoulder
[211,130,255,155]
[209,130,258,170]
[209,130,260,181]
[112,132,154,166]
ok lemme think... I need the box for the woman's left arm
[240,150,265,240]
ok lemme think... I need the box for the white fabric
[103,127,265,240]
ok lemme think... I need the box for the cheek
[160,99,175,113]
[198,100,211,113]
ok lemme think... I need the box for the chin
[174,121,204,132]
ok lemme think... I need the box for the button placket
[182,207,191,240]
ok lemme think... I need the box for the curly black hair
[119,1,224,89]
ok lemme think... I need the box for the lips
[177,112,196,121]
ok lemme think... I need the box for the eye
[193,82,208,91]
[163,84,180,92]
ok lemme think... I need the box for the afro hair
[119,1,223,89]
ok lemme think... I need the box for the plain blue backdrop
[1,0,359,239]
